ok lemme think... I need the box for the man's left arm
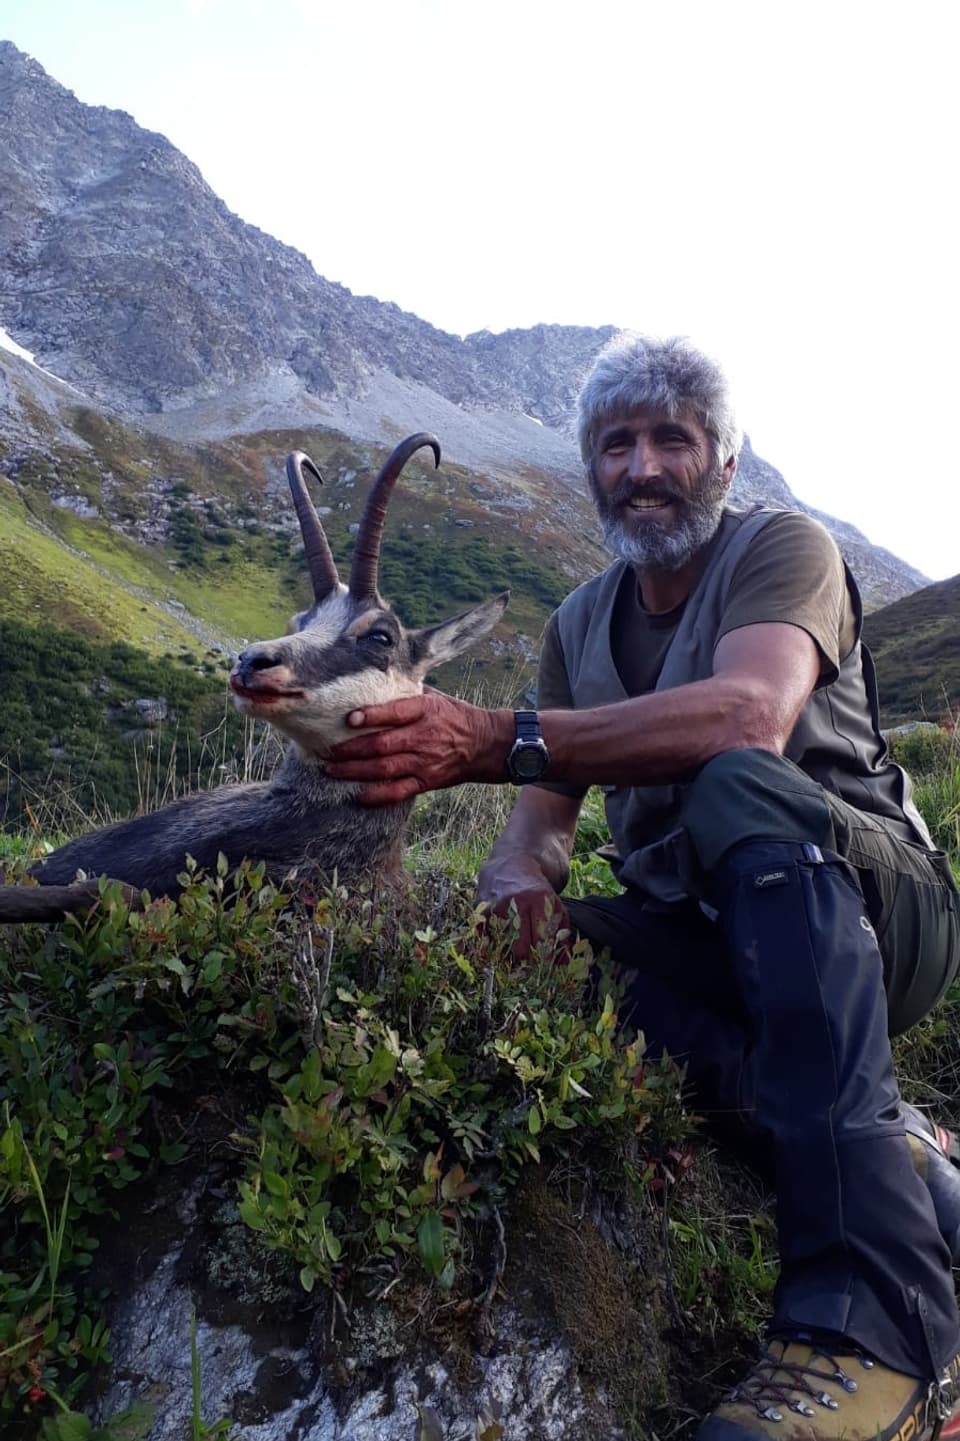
[326,622,820,802]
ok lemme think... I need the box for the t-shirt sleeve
[534,611,589,798]
[536,611,575,709]
[718,512,855,686]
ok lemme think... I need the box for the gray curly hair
[576,333,742,467]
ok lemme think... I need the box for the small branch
[658,1181,687,1333]
[476,1206,506,1337]
[292,922,335,1049]
[478,965,494,1039]
[329,1285,350,1341]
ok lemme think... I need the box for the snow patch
[0,325,36,365]
[0,325,81,392]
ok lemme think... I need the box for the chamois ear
[410,591,509,675]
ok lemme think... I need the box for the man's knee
[683,747,836,872]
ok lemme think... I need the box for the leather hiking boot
[697,1337,960,1441]
[903,1103,960,1262]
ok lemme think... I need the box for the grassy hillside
[0,411,591,826]
[0,618,245,830]
[863,573,960,724]
[2,409,587,669]
[0,482,218,656]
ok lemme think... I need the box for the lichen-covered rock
[93,1170,643,1440]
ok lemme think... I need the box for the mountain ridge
[0,38,930,612]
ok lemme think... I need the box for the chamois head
[229,433,508,755]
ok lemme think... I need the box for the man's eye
[367,629,394,647]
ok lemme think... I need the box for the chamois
[0,434,507,922]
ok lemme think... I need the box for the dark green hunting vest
[555,506,933,903]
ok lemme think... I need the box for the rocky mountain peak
[0,40,930,606]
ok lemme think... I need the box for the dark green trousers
[568,750,959,1039]
[566,749,960,1378]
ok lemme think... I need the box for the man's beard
[589,460,729,572]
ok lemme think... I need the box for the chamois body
[3,435,506,921]
[30,762,413,897]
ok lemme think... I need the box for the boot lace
[730,1342,876,1422]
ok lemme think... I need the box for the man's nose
[626,438,659,481]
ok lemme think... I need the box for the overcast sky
[3,0,958,579]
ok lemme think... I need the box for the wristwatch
[506,710,550,784]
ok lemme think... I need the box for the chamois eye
[367,628,394,647]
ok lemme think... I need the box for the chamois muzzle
[234,647,284,681]
[230,645,301,701]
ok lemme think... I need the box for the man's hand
[477,854,571,962]
[326,690,513,805]
[474,787,583,958]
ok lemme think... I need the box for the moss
[510,1171,672,1422]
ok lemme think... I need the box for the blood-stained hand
[476,854,571,963]
[325,690,512,805]
[485,887,572,963]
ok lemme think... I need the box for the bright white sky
[3,0,958,578]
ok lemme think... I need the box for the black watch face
[513,744,547,779]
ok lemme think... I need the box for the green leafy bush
[236,903,675,1293]
[0,858,687,1432]
[0,861,294,1423]
[887,724,957,778]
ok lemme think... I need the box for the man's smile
[625,495,675,512]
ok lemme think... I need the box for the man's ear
[409,591,509,676]
[722,454,737,490]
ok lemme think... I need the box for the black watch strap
[506,710,550,784]
[514,710,543,745]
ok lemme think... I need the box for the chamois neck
[274,744,369,808]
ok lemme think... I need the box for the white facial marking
[282,672,423,754]
[295,592,354,645]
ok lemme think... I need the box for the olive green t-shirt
[536,511,856,797]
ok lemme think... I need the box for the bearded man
[327,333,960,1441]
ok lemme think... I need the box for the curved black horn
[286,452,341,602]
[348,433,440,600]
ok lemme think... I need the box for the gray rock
[91,1172,641,1441]
[131,697,169,724]
[52,491,99,517]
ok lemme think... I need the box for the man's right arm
[477,785,584,956]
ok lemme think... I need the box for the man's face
[588,408,734,572]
